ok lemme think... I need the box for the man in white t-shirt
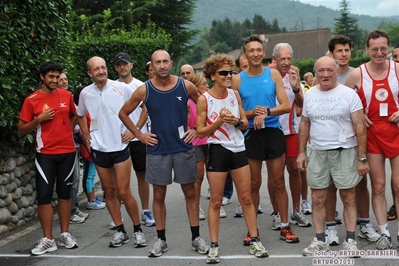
[114,52,155,227]
[297,56,369,256]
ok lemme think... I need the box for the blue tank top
[239,68,281,128]
[144,77,192,155]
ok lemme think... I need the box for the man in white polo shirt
[77,56,147,249]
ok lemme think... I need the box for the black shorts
[245,128,286,160]
[207,144,248,172]
[129,141,146,172]
[90,146,130,168]
[35,152,76,204]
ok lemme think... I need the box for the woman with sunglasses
[196,54,268,264]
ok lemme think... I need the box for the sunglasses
[215,70,233,76]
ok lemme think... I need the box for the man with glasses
[180,64,194,80]
[231,35,299,245]
[345,30,399,250]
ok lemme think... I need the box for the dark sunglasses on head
[215,70,233,76]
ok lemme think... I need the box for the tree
[0,0,72,149]
[333,0,361,42]
[71,0,197,60]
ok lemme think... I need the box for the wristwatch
[235,118,244,128]
[358,158,368,164]
[293,88,300,93]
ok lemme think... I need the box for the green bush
[0,0,72,155]
[72,22,172,87]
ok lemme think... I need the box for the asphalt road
[0,161,398,266]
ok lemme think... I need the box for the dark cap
[114,52,131,65]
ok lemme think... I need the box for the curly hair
[203,54,235,79]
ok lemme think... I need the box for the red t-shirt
[19,88,76,154]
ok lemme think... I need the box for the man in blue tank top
[232,35,301,244]
[119,50,210,258]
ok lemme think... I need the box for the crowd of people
[17,29,399,263]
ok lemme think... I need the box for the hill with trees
[191,0,399,31]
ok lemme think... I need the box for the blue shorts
[90,146,130,168]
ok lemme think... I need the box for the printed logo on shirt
[42,103,50,111]
[229,97,236,107]
[375,88,388,101]
[59,102,67,108]
[176,96,182,101]
[210,111,219,121]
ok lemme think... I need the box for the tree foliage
[0,0,72,147]
[71,0,197,60]
[333,0,361,42]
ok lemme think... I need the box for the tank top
[359,61,399,124]
[278,72,299,135]
[144,77,192,155]
[203,89,245,153]
[239,68,281,128]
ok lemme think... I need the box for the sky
[298,0,399,17]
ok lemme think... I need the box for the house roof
[261,28,332,60]
[193,28,331,71]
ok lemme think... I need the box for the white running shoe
[31,237,57,255]
[325,226,339,246]
[58,232,78,249]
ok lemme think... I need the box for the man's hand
[184,129,198,144]
[356,161,369,176]
[138,132,158,146]
[39,108,55,122]
[121,131,135,143]
[296,152,308,172]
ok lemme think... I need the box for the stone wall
[0,144,57,234]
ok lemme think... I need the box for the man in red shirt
[18,61,78,255]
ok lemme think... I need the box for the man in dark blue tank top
[119,50,210,257]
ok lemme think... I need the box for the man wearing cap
[77,56,147,248]
[114,52,155,227]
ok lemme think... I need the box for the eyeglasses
[369,47,389,53]
[215,70,233,76]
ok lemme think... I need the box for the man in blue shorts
[77,56,147,249]
[119,49,210,258]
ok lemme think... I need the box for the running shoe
[280,225,299,243]
[325,226,339,246]
[375,234,392,250]
[206,246,220,264]
[191,236,210,254]
[301,200,312,215]
[303,237,330,256]
[141,210,156,227]
[109,231,130,247]
[199,205,206,220]
[69,213,85,224]
[249,238,269,258]
[290,210,312,227]
[387,204,396,221]
[234,203,243,218]
[148,238,168,257]
[58,232,78,249]
[31,237,57,255]
[86,200,106,210]
[359,223,380,242]
[271,212,281,230]
[133,231,147,248]
[222,197,232,206]
[207,188,210,199]
[257,204,264,214]
[343,238,361,258]
[243,232,251,246]
[219,207,227,218]
[76,208,89,218]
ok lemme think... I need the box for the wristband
[293,88,300,93]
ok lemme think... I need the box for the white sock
[379,223,390,236]
[281,222,289,228]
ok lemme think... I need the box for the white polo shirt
[77,79,133,152]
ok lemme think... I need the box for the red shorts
[368,123,399,158]
[285,134,299,158]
